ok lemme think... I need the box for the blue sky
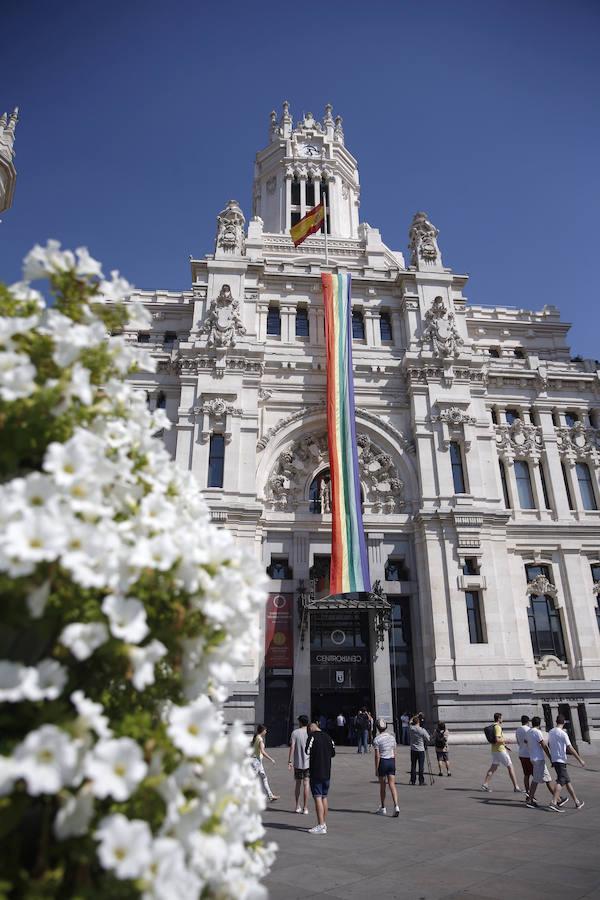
[2,0,599,357]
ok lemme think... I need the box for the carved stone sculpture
[215,200,246,256]
[526,574,558,599]
[420,296,464,358]
[409,211,441,266]
[556,422,600,462]
[200,284,246,348]
[496,419,543,464]
[319,477,331,513]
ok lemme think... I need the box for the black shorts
[377,758,396,777]
[294,767,309,781]
[553,761,571,785]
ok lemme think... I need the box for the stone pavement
[261,742,600,900]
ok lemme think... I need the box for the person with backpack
[356,707,370,754]
[305,718,336,834]
[481,712,523,793]
[433,721,451,776]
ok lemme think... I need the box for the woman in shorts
[250,724,279,802]
[433,721,451,777]
[372,719,400,816]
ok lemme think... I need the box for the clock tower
[252,102,360,239]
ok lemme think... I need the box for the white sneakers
[303,808,309,814]
[295,807,302,814]
[376,807,387,815]
[308,823,327,834]
[481,784,491,792]
[296,806,309,814]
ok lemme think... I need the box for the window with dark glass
[506,408,520,425]
[565,411,579,428]
[291,176,300,206]
[462,557,480,576]
[489,347,500,358]
[267,557,293,580]
[526,566,566,661]
[592,564,600,633]
[539,461,552,510]
[156,391,166,409]
[291,211,301,226]
[207,434,225,488]
[164,331,177,345]
[137,332,150,343]
[490,408,498,424]
[576,462,597,510]
[499,460,511,508]
[266,305,281,336]
[379,311,393,342]
[320,181,330,233]
[514,460,535,509]
[305,178,315,207]
[552,410,561,427]
[385,558,410,582]
[352,309,365,340]
[296,305,309,337]
[514,348,525,359]
[449,441,466,494]
[309,554,331,599]
[465,591,485,643]
[561,462,574,510]
[309,469,331,514]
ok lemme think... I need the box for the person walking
[515,715,533,793]
[366,709,374,752]
[433,721,451,777]
[305,718,336,835]
[336,711,346,746]
[356,707,370,754]
[251,724,279,802]
[481,712,523,793]
[409,714,430,785]
[548,714,586,811]
[523,716,566,811]
[373,719,400,816]
[287,714,310,815]
[400,712,410,746]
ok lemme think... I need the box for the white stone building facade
[126,103,600,744]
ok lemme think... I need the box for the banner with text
[265,593,294,668]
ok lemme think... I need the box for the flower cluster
[0,242,274,898]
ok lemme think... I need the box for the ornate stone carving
[194,397,242,443]
[266,431,404,513]
[215,200,246,256]
[526,575,558,600]
[200,284,246,348]
[420,297,464,358]
[593,580,600,596]
[495,419,543,464]
[409,211,441,267]
[319,477,331,513]
[556,422,600,462]
[431,407,476,427]
[258,388,273,402]
[535,655,569,679]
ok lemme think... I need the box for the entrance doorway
[264,672,293,747]
[310,609,373,744]
[388,597,416,736]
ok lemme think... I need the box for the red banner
[265,593,294,668]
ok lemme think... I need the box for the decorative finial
[0,113,7,129]
[324,103,334,123]
[6,107,19,139]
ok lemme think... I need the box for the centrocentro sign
[312,652,366,665]
[265,593,293,668]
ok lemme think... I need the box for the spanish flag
[290,203,325,247]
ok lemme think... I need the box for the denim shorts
[377,758,396,777]
[310,778,330,797]
[553,761,570,785]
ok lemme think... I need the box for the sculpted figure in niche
[200,284,246,348]
[421,296,464,358]
[215,199,246,256]
[409,211,441,266]
[319,476,331,514]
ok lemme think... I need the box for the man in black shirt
[305,718,336,834]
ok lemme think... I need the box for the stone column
[391,311,403,349]
[285,174,292,231]
[537,408,571,517]
[300,177,306,220]
[364,309,377,348]
[561,549,600,680]
[316,309,325,346]
[308,306,318,344]
[370,613,393,724]
[292,531,311,720]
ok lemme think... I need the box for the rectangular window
[385,558,410,581]
[207,434,225,488]
[295,305,309,337]
[267,557,293,579]
[163,331,177,345]
[462,557,480,576]
[290,211,301,227]
[499,460,511,508]
[562,462,575,510]
[514,460,535,509]
[306,179,315,207]
[449,441,466,494]
[592,564,600,634]
[565,412,578,428]
[465,591,485,643]
[137,333,150,343]
[506,408,520,424]
[291,178,300,206]
[525,564,551,583]
[576,462,598,510]
[539,461,552,510]
[266,305,281,336]
[379,312,393,342]
[352,309,365,340]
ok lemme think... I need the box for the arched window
[526,565,566,662]
[352,309,365,340]
[309,469,331,514]
[576,462,597,510]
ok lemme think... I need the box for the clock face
[302,144,319,158]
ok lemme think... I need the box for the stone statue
[420,296,463,358]
[319,476,331,513]
[409,211,441,266]
[215,200,246,256]
[200,284,246,348]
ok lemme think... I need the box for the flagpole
[323,194,329,266]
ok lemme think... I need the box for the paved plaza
[262,743,600,900]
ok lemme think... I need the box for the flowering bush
[0,242,275,898]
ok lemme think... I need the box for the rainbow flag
[290,203,325,247]
[322,273,371,595]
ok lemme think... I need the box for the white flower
[54,786,94,839]
[70,690,112,739]
[7,281,45,309]
[26,580,51,618]
[39,309,107,367]
[95,814,152,879]
[3,511,67,568]
[0,350,36,401]
[0,755,16,796]
[33,659,67,701]
[0,312,40,345]
[23,240,75,280]
[13,725,79,795]
[43,433,99,486]
[85,738,148,800]
[129,640,167,690]
[0,661,36,702]
[60,622,108,660]
[167,697,221,757]
[65,362,94,405]
[102,594,149,644]
[97,270,135,305]
[75,247,103,279]
[142,838,200,900]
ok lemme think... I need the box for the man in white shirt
[288,715,310,814]
[515,715,533,793]
[336,712,346,746]
[548,714,586,810]
[524,716,566,812]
